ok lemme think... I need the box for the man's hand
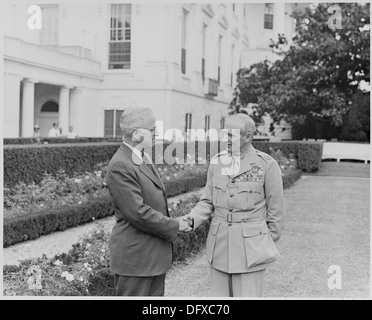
[177,216,193,233]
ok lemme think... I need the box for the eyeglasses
[132,127,157,135]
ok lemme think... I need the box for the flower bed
[3,162,302,296]
[3,166,208,248]
[3,195,209,296]
[3,162,208,220]
[3,147,301,248]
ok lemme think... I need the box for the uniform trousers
[114,273,166,296]
[210,267,265,297]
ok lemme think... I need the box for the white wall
[3,73,21,138]
[3,2,298,138]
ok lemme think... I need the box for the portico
[4,36,102,138]
[18,80,80,137]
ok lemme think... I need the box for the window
[185,113,192,133]
[40,5,59,45]
[264,4,274,29]
[204,115,211,132]
[109,4,131,69]
[104,109,124,138]
[220,117,225,129]
[41,101,59,112]
[218,35,222,85]
[201,24,207,83]
[181,10,188,74]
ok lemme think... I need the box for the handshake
[177,215,194,233]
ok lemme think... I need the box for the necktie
[232,157,240,175]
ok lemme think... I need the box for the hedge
[297,142,323,173]
[252,141,299,158]
[282,169,303,189]
[3,137,123,145]
[3,195,211,296]
[253,141,323,173]
[4,143,121,188]
[3,169,301,248]
[3,197,113,248]
[3,141,220,188]
[3,173,208,248]
[4,140,321,188]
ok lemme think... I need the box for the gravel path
[3,189,203,266]
[165,175,370,298]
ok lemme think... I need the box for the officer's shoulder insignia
[211,150,228,163]
[255,150,272,162]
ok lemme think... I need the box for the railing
[322,142,370,163]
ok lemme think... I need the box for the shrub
[164,171,208,198]
[3,137,123,145]
[4,170,108,220]
[3,173,209,248]
[4,143,121,188]
[253,141,323,172]
[282,169,303,189]
[298,142,323,173]
[3,165,303,297]
[3,141,222,188]
[3,196,208,297]
[341,92,370,142]
[4,140,320,188]
[252,141,299,159]
[3,164,302,248]
[3,198,113,248]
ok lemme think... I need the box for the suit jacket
[189,146,286,274]
[106,143,179,277]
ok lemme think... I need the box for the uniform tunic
[189,145,286,274]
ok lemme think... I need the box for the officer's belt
[213,210,265,225]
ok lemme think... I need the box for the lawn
[165,174,370,298]
[306,161,370,178]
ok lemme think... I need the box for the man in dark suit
[106,106,190,296]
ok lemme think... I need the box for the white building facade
[3,2,300,139]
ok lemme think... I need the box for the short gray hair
[227,113,256,136]
[120,106,154,138]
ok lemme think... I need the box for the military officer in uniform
[184,113,286,297]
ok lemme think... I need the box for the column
[69,88,83,136]
[21,79,38,137]
[59,86,71,136]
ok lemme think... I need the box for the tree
[341,91,370,141]
[230,3,370,140]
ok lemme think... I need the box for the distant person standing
[48,123,61,137]
[33,125,42,143]
[66,126,79,139]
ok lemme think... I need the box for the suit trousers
[210,267,265,297]
[114,273,166,296]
